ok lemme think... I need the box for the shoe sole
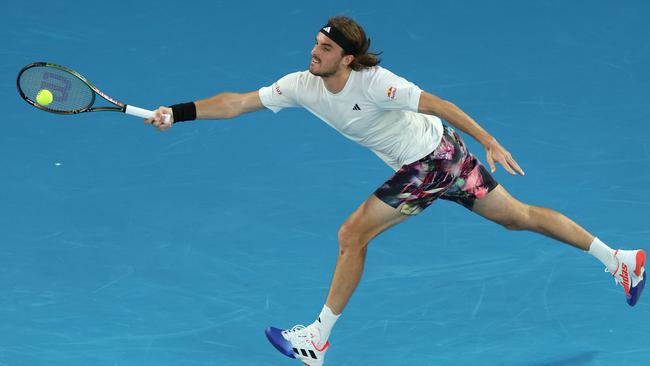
[265,327,326,366]
[265,327,296,359]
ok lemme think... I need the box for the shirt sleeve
[258,72,302,113]
[367,67,422,112]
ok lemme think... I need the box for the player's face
[310,32,346,77]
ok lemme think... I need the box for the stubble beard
[309,61,338,78]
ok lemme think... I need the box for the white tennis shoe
[609,249,646,306]
[265,324,330,366]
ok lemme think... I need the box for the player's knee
[502,220,526,231]
[500,205,532,231]
[337,222,368,253]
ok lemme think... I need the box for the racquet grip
[125,105,171,124]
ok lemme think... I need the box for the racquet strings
[18,65,95,113]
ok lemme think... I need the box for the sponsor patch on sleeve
[387,86,396,100]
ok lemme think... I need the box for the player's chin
[308,63,319,75]
[308,64,333,77]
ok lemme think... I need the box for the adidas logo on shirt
[352,104,361,111]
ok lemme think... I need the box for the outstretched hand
[484,140,525,176]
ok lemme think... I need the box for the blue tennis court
[3,1,649,365]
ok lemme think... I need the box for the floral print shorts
[374,125,498,215]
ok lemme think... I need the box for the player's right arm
[146,91,264,130]
[147,72,302,131]
[195,91,265,119]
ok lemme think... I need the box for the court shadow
[522,351,599,366]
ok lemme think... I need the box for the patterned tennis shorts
[374,125,498,215]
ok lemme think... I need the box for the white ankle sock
[311,304,340,345]
[588,237,618,272]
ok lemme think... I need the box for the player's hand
[144,106,174,131]
[484,139,525,176]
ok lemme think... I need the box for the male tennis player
[146,16,646,366]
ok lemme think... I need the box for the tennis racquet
[16,62,170,123]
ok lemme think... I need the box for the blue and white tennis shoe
[265,324,330,366]
[609,249,646,306]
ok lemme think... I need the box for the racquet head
[16,62,124,115]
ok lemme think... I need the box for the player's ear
[342,54,354,67]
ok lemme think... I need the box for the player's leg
[470,184,646,306]
[265,194,409,365]
[266,125,467,365]
[470,184,594,250]
[326,193,410,314]
[437,125,645,307]
[435,126,593,248]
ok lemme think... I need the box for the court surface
[2,1,650,365]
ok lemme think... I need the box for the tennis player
[146,16,646,366]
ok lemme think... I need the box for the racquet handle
[125,105,171,124]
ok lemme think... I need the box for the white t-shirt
[258,66,443,171]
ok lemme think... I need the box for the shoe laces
[282,325,312,346]
[283,325,307,335]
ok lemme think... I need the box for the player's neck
[322,67,352,94]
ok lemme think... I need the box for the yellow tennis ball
[36,89,54,106]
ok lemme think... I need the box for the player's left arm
[418,91,525,176]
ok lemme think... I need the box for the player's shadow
[522,351,599,366]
